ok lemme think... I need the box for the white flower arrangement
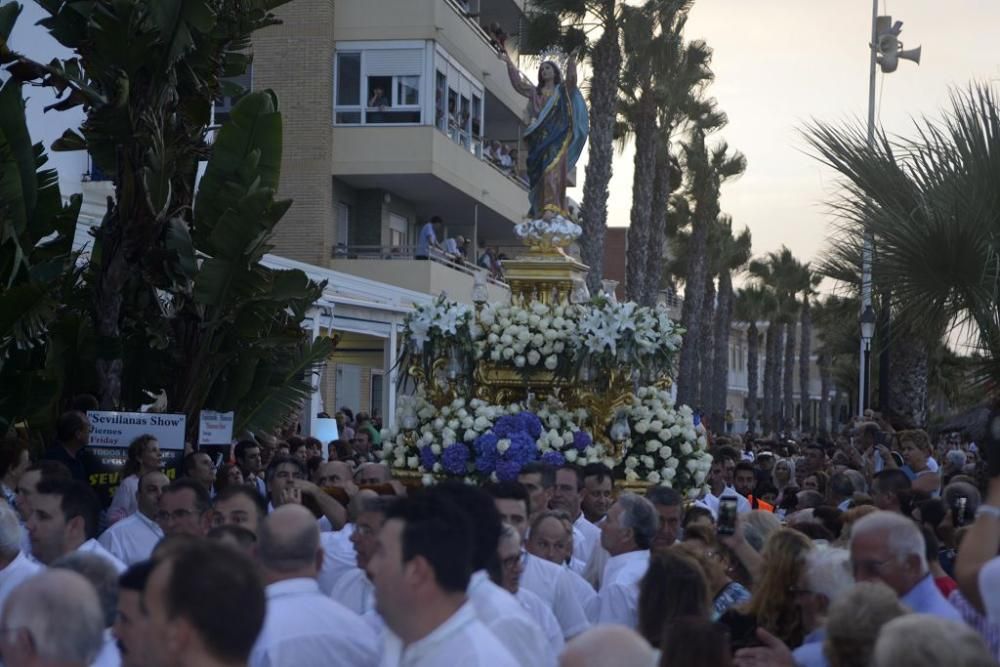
[573,297,683,379]
[476,301,580,375]
[616,386,712,497]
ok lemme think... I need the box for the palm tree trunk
[761,322,775,434]
[712,271,733,429]
[799,298,812,433]
[769,322,784,433]
[888,337,929,428]
[783,320,796,432]
[94,202,127,409]
[625,90,657,303]
[642,142,670,307]
[818,350,831,436]
[746,322,759,435]
[580,2,622,293]
[699,278,716,415]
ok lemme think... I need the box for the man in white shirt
[370,493,518,666]
[265,456,346,531]
[580,463,614,525]
[526,510,598,620]
[0,569,105,667]
[209,484,267,536]
[235,439,267,497]
[550,465,601,568]
[99,470,168,565]
[114,561,155,667]
[181,451,216,498]
[594,493,658,628]
[50,552,123,667]
[143,540,265,667]
[489,483,591,639]
[699,456,751,516]
[436,483,555,667]
[250,504,378,667]
[26,478,125,572]
[0,501,40,611]
[330,495,399,615]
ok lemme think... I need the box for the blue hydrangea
[518,412,543,439]
[474,433,499,473]
[419,445,437,471]
[573,430,592,452]
[492,415,522,438]
[507,431,537,466]
[441,443,470,475]
[495,459,522,481]
[541,450,566,467]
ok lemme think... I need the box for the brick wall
[251,0,335,266]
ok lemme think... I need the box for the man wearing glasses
[156,479,211,538]
[849,510,962,621]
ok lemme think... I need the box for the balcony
[330,245,510,306]
[332,125,528,236]
[333,0,527,119]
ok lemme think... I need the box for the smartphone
[954,497,968,527]
[717,496,738,536]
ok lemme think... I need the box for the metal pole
[862,342,872,411]
[859,0,878,418]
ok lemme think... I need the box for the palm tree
[525,0,624,293]
[734,284,772,435]
[675,103,746,407]
[797,270,822,433]
[618,0,711,304]
[710,218,752,428]
[804,84,1000,424]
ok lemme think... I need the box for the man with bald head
[99,471,169,565]
[0,569,105,667]
[250,505,378,667]
[559,626,656,667]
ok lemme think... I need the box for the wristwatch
[975,505,1000,520]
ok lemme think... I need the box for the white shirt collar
[266,577,320,599]
[400,601,476,657]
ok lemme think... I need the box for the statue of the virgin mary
[501,47,589,230]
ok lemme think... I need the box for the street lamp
[858,4,920,418]
[859,305,877,413]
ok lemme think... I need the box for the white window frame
[433,45,485,155]
[334,41,429,127]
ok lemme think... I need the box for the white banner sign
[88,411,187,450]
[199,411,235,445]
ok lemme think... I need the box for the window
[335,47,423,126]
[389,213,408,249]
[471,93,483,156]
[335,203,351,246]
[434,49,485,156]
[335,53,362,123]
[435,71,448,131]
[370,372,384,418]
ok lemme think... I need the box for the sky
[568,0,1000,267]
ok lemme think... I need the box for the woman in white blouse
[107,434,161,524]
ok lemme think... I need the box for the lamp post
[858,3,920,417]
[859,305,876,413]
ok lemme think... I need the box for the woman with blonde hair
[899,429,941,496]
[719,528,814,650]
[107,434,161,524]
[772,458,797,508]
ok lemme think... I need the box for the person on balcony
[416,217,443,260]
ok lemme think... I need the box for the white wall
[7,1,88,196]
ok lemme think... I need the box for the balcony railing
[331,244,508,287]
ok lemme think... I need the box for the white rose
[680,442,693,456]
[664,468,677,480]
[565,449,578,462]
[497,439,511,454]
[407,456,419,469]
[502,347,515,360]
[694,470,707,484]
[490,350,501,361]
[500,333,513,345]
[553,341,565,353]
[473,416,490,431]
[527,350,541,365]
[683,428,696,441]
[528,314,541,326]
[447,419,459,430]
[647,471,661,484]
[517,330,532,343]
[625,456,639,470]
[645,441,659,453]
[635,420,650,434]
[463,429,477,442]
[667,457,679,469]
[686,459,699,472]
[641,455,654,469]
[433,418,445,430]
[431,444,442,455]
[514,355,526,368]
[625,469,639,482]
[658,446,672,459]
[697,435,708,448]
[421,474,435,486]
[393,456,404,468]
[531,334,545,347]
[687,488,701,500]
[545,355,558,370]
[650,420,663,432]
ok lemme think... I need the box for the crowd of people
[1,402,1000,667]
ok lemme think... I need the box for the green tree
[734,284,773,435]
[675,102,745,407]
[2,0,334,439]
[709,217,751,428]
